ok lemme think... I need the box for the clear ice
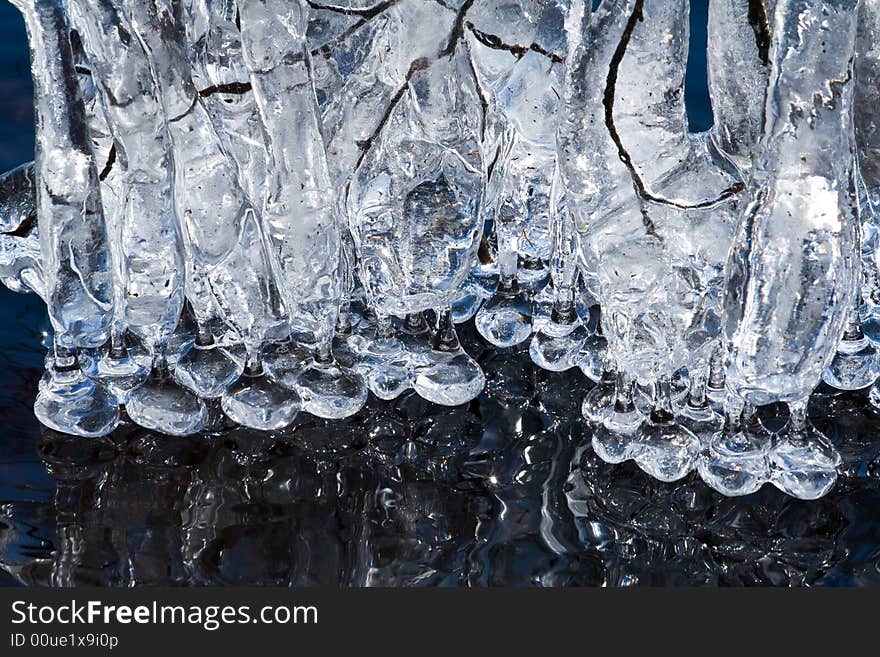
[16,0,116,350]
[0,0,873,500]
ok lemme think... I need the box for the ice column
[14,0,116,349]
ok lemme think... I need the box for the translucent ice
[15,0,116,349]
[707,0,773,169]
[0,163,36,234]
[67,0,185,350]
[123,1,262,334]
[558,0,742,386]
[855,0,880,203]
[723,0,860,407]
[185,0,269,211]
[0,163,43,297]
[347,30,485,318]
[239,0,343,345]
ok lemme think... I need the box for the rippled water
[1,311,880,586]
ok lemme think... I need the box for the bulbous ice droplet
[412,351,486,407]
[581,377,615,423]
[125,356,207,437]
[297,361,368,420]
[591,373,644,464]
[350,318,412,401]
[769,436,841,501]
[475,280,534,348]
[174,344,244,399]
[451,281,490,324]
[766,400,842,500]
[822,312,880,390]
[529,320,588,372]
[697,428,770,497]
[221,371,301,431]
[262,340,313,389]
[577,329,611,383]
[34,351,119,438]
[634,420,700,483]
[78,335,152,404]
[591,425,640,465]
[366,368,411,401]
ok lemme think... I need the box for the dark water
[0,5,34,174]
[2,319,880,587]
[2,3,879,587]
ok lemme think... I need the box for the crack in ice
[603,0,745,235]
[464,21,563,64]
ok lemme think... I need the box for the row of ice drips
[0,0,877,500]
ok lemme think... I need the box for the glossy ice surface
[2,309,880,586]
[1,0,879,581]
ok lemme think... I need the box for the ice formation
[0,0,875,500]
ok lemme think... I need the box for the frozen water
[187,0,268,209]
[347,31,484,318]
[0,0,870,500]
[723,0,860,408]
[16,0,116,349]
[124,1,256,331]
[67,0,184,351]
[558,0,742,392]
[0,162,35,233]
[706,0,773,169]
[239,0,342,346]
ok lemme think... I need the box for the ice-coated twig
[317,0,459,186]
[122,0,267,331]
[558,0,743,243]
[346,7,485,318]
[13,0,115,349]
[557,0,744,386]
[237,0,342,346]
[464,0,566,268]
[605,0,745,212]
[723,0,860,405]
[65,0,184,351]
[464,21,563,65]
[71,30,126,317]
[707,0,773,170]
[186,0,268,210]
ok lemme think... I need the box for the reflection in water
[1,324,880,586]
